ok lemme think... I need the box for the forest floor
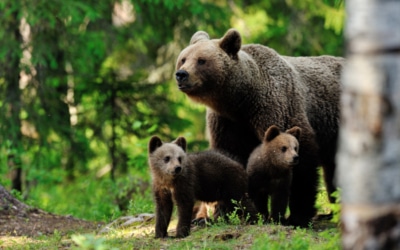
[0,187,339,249]
[0,208,102,237]
[0,207,339,249]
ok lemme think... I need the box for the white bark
[337,0,400,249]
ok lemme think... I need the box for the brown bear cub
[247,125,301,224]
[148,136,255,238]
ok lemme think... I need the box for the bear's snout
[176,70,189,83]
[173,166,182,174]
[292,155,299,165]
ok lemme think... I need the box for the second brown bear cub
[247,125,301,224]
[148,136,254,238]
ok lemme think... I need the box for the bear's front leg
[207,111,259,165]
[174,192,195,238]
[250,190,269,223]
[154,189,174,238]
[248,174,270,223]
[270,179,291,225]
[288,165,318,227]
[287,126,319,227]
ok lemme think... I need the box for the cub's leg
[174,190,195,238]
[154,189,173,238]
[270,180,291,224]
[248,174,270,222]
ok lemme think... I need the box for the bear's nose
[174,166,182,174]
[175,70,189,82]
[293,155,299,164]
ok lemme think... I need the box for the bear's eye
[281,146,287,152]
[197,59,206,65]
[181,58,186,64]
[163,156,170,163]
[178,157,182,164]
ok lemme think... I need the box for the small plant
[329,189,342,223]
[256,213,264,226]
[220,199,253,225]
[227,208,242,225]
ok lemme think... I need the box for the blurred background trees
[0,0,344,220]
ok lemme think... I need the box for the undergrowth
[2,167,341,249]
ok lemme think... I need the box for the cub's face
[262,125,301,168]
[148,136,187,184]
[267,134,300,168]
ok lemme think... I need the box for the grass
[1,169,341,249]
[1,218,340,250]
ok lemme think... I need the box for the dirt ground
[0,207,102,237]
[0,186,335,241]
[0,187,103,237]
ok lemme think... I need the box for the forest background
[0,0,344,223]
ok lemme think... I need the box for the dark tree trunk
[110,79,117,181]
[4,10,23,192]
[337,0,400,249]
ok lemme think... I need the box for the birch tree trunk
[337,0,400,249]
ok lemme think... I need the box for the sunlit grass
[6,166,341,249]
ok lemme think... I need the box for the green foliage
[0,0,344,237]
[26,167,154,221]
[232,0,344,56]
[329,189,342,223]
[251,226,340,250]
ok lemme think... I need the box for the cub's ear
[286,126,302,140]
[264,125,281,142]
[173,136,187,152]
[148,136,163,154]
[219,29,241,59]
[190,31,210,45]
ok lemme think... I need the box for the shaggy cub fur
[247,125,301,224]
[148,136,255,238]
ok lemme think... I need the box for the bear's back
[188,150,247,202]
[241,43,343,140]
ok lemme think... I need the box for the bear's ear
[173,136,187,152]
[190,31,210,45]
[264,125,281,142]
[286,126,302,140]
[219,29,241,59]
[148,136,163,154]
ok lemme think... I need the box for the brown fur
[148,136,255,238]
[175,29,344,226]
[247,125,301,224]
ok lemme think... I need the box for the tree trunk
[4,10,23,192]
[337,0,400,249]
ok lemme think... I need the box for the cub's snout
[173,165,182,174]
[291,154,299,165]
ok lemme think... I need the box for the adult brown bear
[175,29,344,227]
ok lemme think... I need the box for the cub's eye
[163,156,170,163]
[178,157,182,164]
[181,58,186,64]
[197,59,206,65]
[281,146,287,153]
[294,147,298,151]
